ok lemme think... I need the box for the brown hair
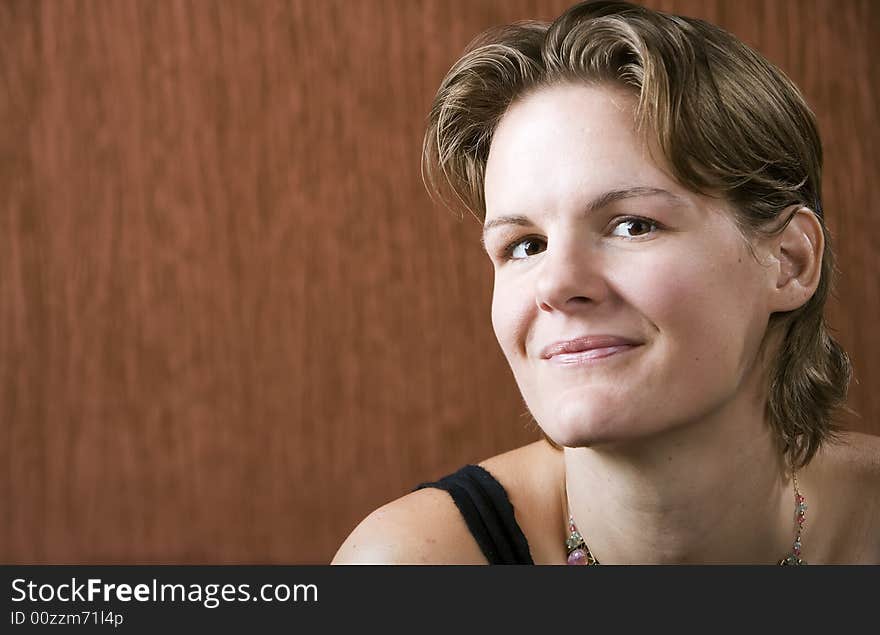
[422,0,851,468]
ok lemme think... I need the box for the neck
[562,391,799,564]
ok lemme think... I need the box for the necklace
[565,471,808,565]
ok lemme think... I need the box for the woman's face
[482,83,775,448]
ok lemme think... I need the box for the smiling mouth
[546,344,640,365]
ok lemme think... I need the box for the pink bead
[567,549,588,565]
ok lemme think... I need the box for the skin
[483,83,780,451]
[333,82,880,564]
[481,82,810,563]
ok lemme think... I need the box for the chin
[533,397,638,448]
[544,424,621,449]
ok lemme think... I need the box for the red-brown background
[2,0,877,564]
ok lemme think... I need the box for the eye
[610,216,659,238]
[503,236,546,261]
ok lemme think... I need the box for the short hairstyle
[422,0,851,469]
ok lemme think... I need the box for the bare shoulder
[331,487,487,564]
[332,440,563,565]
[478,440,565,563]
[478,439,564,496]
[817,429,880,480]
[810,430,880,563]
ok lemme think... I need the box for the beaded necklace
[565,471,808,565]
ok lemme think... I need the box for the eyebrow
[480,186,686,251]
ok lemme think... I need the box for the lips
[540,335,642,360]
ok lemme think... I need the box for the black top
[415,464,535,564]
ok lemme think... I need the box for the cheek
[626,261,716,331]
[491,280,531,360]
[615,246,765,367]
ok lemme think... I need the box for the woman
[333,0,880,564]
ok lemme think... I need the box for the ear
[765,206,825,313]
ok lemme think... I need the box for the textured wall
[1,0,877,564]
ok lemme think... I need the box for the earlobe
[768,206,824,313]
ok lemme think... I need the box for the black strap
[415,464,534,564]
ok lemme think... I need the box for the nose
[534,234,609,313]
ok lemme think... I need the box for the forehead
[483,82,676,219]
